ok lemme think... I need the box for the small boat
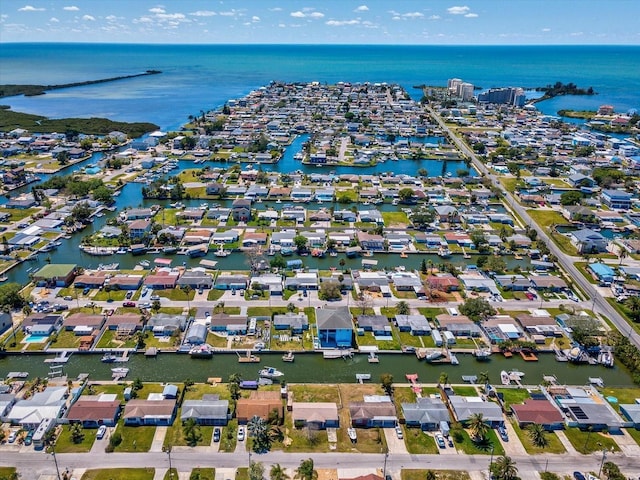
[501,370,510,385]
[329,251,338,257]
[347,428,357,443]
[367,352,379,363]
[400,251,408,258]
[116,247,128,254]
[101,353,117,363]
[259,366,284,379]
[282,351,295,362]
[162,246,178,254]
[449,353,459,365]
[599,350,614,368]
[0,275,7,283]
[474,348,491,361]
[111,367,129,379]
[138,260,150,268]
[214,244,230,257]
[189,344,213,359]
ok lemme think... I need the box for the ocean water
[1,44,639,130]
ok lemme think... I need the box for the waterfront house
[143,272,178,290]
[316,306,353,348]
[356,315,391,336]
[66,394,121,428]
[385,232,412,247]
[394,314,431,335]
[270,231,296,247]
[123,399,177,426]
[183,229,212,244]
[401,397,450,431]
[619,404,640,428]
[250,274,283,296]
[334,210,357,223]
[357,231,384,251]
[146,313,188,336]
[0,394,16,418]
[529,275,567,292]
[273,313,309,333]
[205,182,224,195]
[5,387,67,429]
[178,208,205,221]
[548,386,623,432]
[570,229,608,254]
[434,205,460,223]
[511,399,564,431]
[355,271,390,294]
[236,391,283,424]
[284,272,319,291]
[391,273,423,291]
[211,230,239,244]
[214,275,249,290]
[358,209,384,225]
[0,312,12,336]
[73,273,108,289]
[281,207,307,224]
[104,313,144,333]
[242,232,268,247]
[448,395,503,427]
[181,396,229,426]
[587,263,615,285]
[349,397,397,428]
[184,323,208,345]
[123,208,154,221]
[425,274,460,292]
[231,198,252,222]
[176,270,213,289]
[514,314,562,338]
[300,230,326,248]
[32,264,77,288]
[208,313,248,334]
[108,275,143,290]
[601,189,632,210]
[22,313,62,336]
[292,402,339,430]
[291,187,313,202]
[63,313,105,334]
[494,274,530,291]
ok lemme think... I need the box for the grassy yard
[451,386,479,396]
[402,470,471,480]
[397,331,429,348]
[600,387,640,405]
[527,209,567,229]
[163,409,213,447]
[355,331,401,350]
[158,288,195,301]
[163,469,178,480]
[208,289,225,301]
[236,468,249,480]
[382,211,410,226]
[289,384,340,403]
[52,425,96,453]
[219,420,238,452]
[574,262,598,284]
[112,422,157,452]
[451,428,505,456]
[403,427,439,454]
[96,329,137,349]
[49,330,84,349]
[189,469,215,480]
[84,383,127,400]
[206,331,229,348]
[494,388,532,410]
[563,428,620,454]
[0,468,17,479]
[246,306,289,318]
[81,468,155,480]
[509,420,566,454]
[625,427,640,446]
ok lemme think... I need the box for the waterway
[0,351,633,387]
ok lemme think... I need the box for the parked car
[395,426,403,439]
[150,295,160,301]
[63,296,73,301]
[24,430,34,446]
[435,434,445,448]
[123,301,136,307]
[213,427,221,442]
[498,426,508,441]
[237,426,245,441]
[574,473,586,480]
[8,430,18,443]
[96,425,107,439]
[83,287,91,295]
[125,291,133,299]
[447,438,453,447]
[198,288,204,295]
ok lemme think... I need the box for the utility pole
[382,448,389,479]
[51,448,62,480]
[163,444,173,479]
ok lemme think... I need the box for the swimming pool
[24,335,49,343]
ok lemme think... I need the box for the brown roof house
[349,396,397,428]
[62,313,105,335]
[292,402,339,430]
[236,390,283,424]
[123,399,177,426]
[66,394,121,427]
[511,399,564,431]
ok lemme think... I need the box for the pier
[44,351,72,364]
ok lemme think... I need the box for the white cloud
[149,7,165,14]
[156,13,186,21]
[278,23,286,27]
[464,13,478,18]
[270,8,283,12]
[18,5,46,12]
[326,19,360,26]
[542,28,551,32]
[106,15,118,22]
[251,16,260,22]
[570,31,584,36]
[429,15,441,20]
[219,11,237,17]
[63,6,79,11]
[290,10,324,19]
[190,10,216,17]
[82,14,95,21]
[447,6,470,15]
[403,12,424,18]
[355,5,369,12]
[290,11,306,18]
[49,17,59,22]
[133,16,153,24]
[308,12,324,18]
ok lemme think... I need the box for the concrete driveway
[383,427,408,454]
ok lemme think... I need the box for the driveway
[383,427,408,454]
[499,421,527,456]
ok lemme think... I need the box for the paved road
[425,105,640,349]
[3,450,640,479]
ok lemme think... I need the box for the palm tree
[182,417,201,446]
[438,372,449,388]
[248,415,270,452]
[491,456,518,480]
[478,371,490,386]
[270,464,290,480]
[294,458,318,480]
[467,413,489,442]
[397,301,410,315]
[526,423,549,448]
[624,296,640,320]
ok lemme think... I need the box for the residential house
[176,271,213,289]
[587,263,615,285]
[273,313,309,333]
[231,198,252,221]
[448,395,503,427]
[5,387,67,429]
[108,275,143,291]
[128,219,152,240]
[32,264,77,287]
[511,399,564,431]
[211,230,239,244]
[358,209,384,225]
[236,391,283,424]
[143,273,178,290]
[394,315,431,335]
[570,229,608,254]
[292,402,339,430]
[122,399,177,426]
[146,313,188,336]
[357,231,385,251]
[334,210,357,223]
[601,189,632,210]
[356,315,391,336]
[214,275,249,290]
[66,394,121,427]
[62,313,105,335]
[402,397,450,430]
[619,404,640,429]
[349,397,397,428]
[181,396,229,426]
[316,307,353,348]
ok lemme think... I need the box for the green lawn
[527,209,567,229]
[163,469,178,480]
[0,467,17,479]
[218,420,238,452]
[404,426,439,454]
[246,306,289,318]
[189,469,215,480]
[163,409,213,447]
[289,384,340,403]
[208,289,225,301]
[563,428,620,454]
[382,211,410,226]
[112,421,156,452]
[495,388,532,410]
[451,386,479,396]
[84,383,127,400]
[96,329,138,349]
[52,425,96,453]
[158,288,195,301]
[402,470,470,480]
[81,468,155,480]
[451,428,505,456]
[600,387,640,405]
[48,330,84,349]
[509,420,566,454]
[397,331,430,348]
[235,468,249,480]
[625,427,640,446]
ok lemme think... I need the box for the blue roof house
[601,189,632,210]
[569,229,608,254]
[587,263,615,285]
[316,307,353,349]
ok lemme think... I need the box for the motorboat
[347,428,357,443]
[101,353,117,363]
[282,351,295,362]
[474,348,491,361]
[189,344,213,359]
[259,366,284,379]
[501,370,510,385]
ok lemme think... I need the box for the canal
[0,351,634,387]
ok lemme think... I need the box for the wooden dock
[237,351,260,363]
[520,350,538,361]
[144,347,158,357]
[44,351,72,363]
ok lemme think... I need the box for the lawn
[402,470,470,480]
[246,306,289,318]
[450,386,479,396]
[236,468,249,480]
[207,289,225,301]
[96,329,138,349]
[163,469,178,480]
[282,414,330,453]
[0,468,17,479]
[158,288,195,301]
[563,427,620,454]
[189,469,215,480]
[494,388,532,410]
[451,428,505,456]
[206,331,229,348]
[289,384,340,403]
[509,420,566,454]
[81,469,155,480]
[600,387,640,405]
[526,209,567,229]
[355,331,401,350]
[404,427,439,454]
[112,421,156,452]
[381,211,409,226]
[625,427,640,446]
[52,424,96,453]
[48,330,83,349]
[84,383,127,400]
[574,262,598,284]
[397,331,428,348]
[417,307,445,319]
[219,420,238,452]
[163,409,213,447]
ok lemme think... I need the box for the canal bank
[1,351,634,387]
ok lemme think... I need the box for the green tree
[438,372,449,387]
[182,417,201,446]
[459,297,496,322]
[526,423,549,448]
[484,255,507,274]
[293,235,308,253]
[624,296,640,320]
[396,301,410,315]
[248,415,271,452]
[478,371,490,385]
[560,191,583,206]
[318,281,342,301]
[92,185,114,205]
[270,253,286,270]
[249,461,265,480]
[398,188,415,203]
[380,373,394,397]
[467,413,489,442]
[490,456,518,480]
[70,423,85,444]
[0,283,26,309]
[425,471,437,480]
[294,458,318,480]
[270,464,290,480]
[227,373,242,404]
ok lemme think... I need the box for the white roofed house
[292,402,339,429]
[6,387,67,429]
[300,230,326,248]
[181,395,229,426]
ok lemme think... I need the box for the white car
[96,425,107,439]
[237,426,245,441]
[8,430,18,443]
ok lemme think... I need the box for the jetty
[367,352,379,363]
[44,351,72,364]
[6,372,29,379]
[462,375,478,383]
[238,351,260,363]
[519,349,538,361]
[144,347,158,357]
[355,373,371,383]
[323,349,353,359]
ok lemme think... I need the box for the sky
[1,0,639,45]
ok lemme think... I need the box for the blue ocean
[1,43,639,130]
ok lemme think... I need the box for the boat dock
[589,377,605,387]
[462,375,478,383]
[355,373,371,383]
[367,352,379,363]
[144,347,158,357]
[238,351,260,363]
[44,351,72,363]
[6,372,29,379]
[519,350,538,361]
[113,350,130,362]
[322,349,353,359]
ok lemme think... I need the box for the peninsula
[0,70,162,98]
